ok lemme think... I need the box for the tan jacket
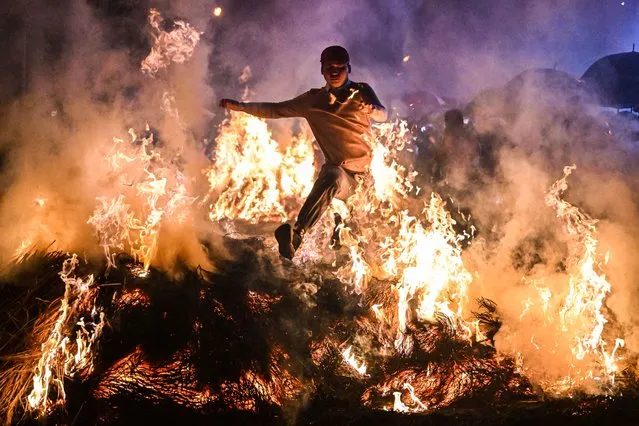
[240,81,387,173]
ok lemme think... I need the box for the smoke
[0,0,225,274]
[456,63,639,388]
[207,0,637,105]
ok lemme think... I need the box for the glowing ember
[94,345,304,412]
[113,288,152,310]
[212,6,223,17]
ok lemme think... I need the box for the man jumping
[219,45,387,259]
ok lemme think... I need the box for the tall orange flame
[206,112,314,224]
[88,127,196,272]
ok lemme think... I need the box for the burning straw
[0,252,103,424]
[3,112,633,423]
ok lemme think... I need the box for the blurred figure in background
[432,109,478,185]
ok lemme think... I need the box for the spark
[213,6,223,16]
[402,55,410,63]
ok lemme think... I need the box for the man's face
[322,61,349,89]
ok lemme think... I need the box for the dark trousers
[294,164,360,235]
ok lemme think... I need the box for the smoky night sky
[1,0,638,105]
[204,0,639,103]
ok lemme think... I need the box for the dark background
[1,0,638,103]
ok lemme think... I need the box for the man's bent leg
[295,166,341,235]
[295,164,358,233]
[329,169,360,249]
[275,165,354,260]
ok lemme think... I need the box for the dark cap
[320,45,350,64]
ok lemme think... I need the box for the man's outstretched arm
[219,93,309,119]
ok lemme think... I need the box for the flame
[14,239,36,260]
[206,112,314,224]
[393,391,409,412]
[544,165,624,389]
[141,9,201,77]
[88,127,196,272]
[504,165,625,394]
[341,345,368,376]
[27,254,104,417]
[327,121,474,354]
[402,382,428,411]
[13,197,57,260]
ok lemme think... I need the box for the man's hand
[358,101,387,122]
[219,98,243,111]
[357,101,375,115]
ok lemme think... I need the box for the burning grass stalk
[0,254,105,424]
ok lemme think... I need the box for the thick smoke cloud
[208,0,638,103]
[0,0,223,273]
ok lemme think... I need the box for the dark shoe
[275,224,302,260]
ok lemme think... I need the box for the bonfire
[1,7,638,426]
